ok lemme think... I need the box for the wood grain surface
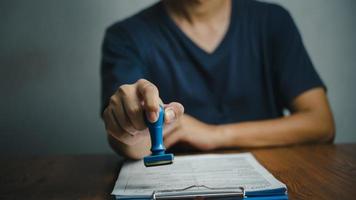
[1,144,356,200]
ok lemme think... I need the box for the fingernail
[166,109,176,123]
[149,111,158,122]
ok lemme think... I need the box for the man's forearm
[217,111,335,148]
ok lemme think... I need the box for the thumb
[164,102,184,124]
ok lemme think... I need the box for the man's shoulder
[244,0,288,13]
[105,2,161,37]
[236,0,293,36]
[238,0,290,19]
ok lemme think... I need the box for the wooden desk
[1,144,356,200]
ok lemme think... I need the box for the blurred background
[1,0,355,155]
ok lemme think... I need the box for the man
[101,0,335,159]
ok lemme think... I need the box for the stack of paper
[112,153,288,199]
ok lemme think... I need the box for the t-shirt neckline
[159,0,237,59]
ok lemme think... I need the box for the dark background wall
[0,0,355,155]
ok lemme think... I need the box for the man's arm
[218,87,335,148]
[165,87,335,150]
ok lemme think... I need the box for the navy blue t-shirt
[101,0,324,124]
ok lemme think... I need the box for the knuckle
[142,84,159,98]
[170,102,184,116]
[137,78,147,84]
[176,104,184,116]
[126,105,141,116]
[109,95,117,105]
[152,84,158,91]
[117,84,131,97]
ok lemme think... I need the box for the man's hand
[164,115,221,151]
[102,79,184,157]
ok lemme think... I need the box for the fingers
[136,79,161,122]
[119,84,146,131]
[112,86,137,134]
[164,102,184,124]
[103,78,185,147]
[103,104,149,146]
[103,105,126,141]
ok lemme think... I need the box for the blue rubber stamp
[144,106,174,167]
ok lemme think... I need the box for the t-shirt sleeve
[268,5,325,108]
[100,24,144,114]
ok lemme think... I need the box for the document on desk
[112,153,288,199]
